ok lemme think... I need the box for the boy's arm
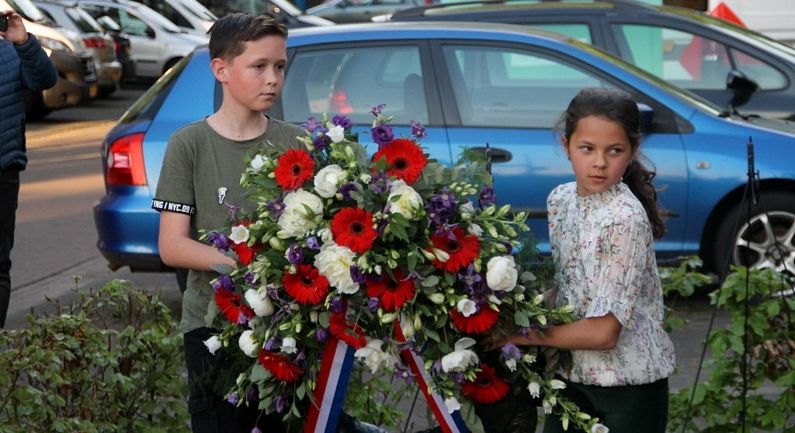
[158,211,236,271]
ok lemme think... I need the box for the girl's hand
[480,331,534,351]
[0,12,29,45]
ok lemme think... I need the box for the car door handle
[471,146,512,163]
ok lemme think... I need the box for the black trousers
[184,327,285,433]
[0,169,20,328]
[543,378,669,433]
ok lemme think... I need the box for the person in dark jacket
[0,10,57,327]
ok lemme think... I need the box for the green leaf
[514,310,530,328]
[460,399,486,433]
[249,363,272,382]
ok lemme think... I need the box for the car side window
[141,0,192,29]
[283,45,427,125]
[116,9,151,37]
[441,45,609,128]
[613,24,786,91]
[526,24,592,44]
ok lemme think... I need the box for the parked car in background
[78,0,208,81]
[131,0,215,36]
[390,0,795,121]
[2,0,96,118]
[197,0,334,27]
[35,0,122,96]
[306,0,429,23]
[94,22,795,287]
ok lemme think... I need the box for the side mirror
[97,15,120,32]
[637,103,654,133]
[726,69,759,109]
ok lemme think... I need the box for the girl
[494,88,675,433]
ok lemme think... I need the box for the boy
[153,13,304,433]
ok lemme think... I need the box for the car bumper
[42,51,93,109]
[93,186,165,272]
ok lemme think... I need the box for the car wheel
[98,85,116,97]
[712,191,795,281]
[175,267,188,294]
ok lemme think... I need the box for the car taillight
[106,133,147,186]
[331,89,353,114]
[83,37,107,49]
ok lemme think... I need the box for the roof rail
[391,0,655,19]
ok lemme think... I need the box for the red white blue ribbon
[304,335,355,433]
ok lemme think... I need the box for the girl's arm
[158,211,236,271]
[512,313,622,351]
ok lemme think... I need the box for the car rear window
[118,54,191,124]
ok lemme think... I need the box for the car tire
[712,191,795,279]
[176,267,188,294]
[99,85,116,97]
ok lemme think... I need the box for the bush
[0,280,188,433]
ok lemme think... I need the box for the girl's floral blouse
[547,182,675,386]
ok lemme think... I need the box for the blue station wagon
[94,22,795,286]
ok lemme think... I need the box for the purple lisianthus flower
[227,393,239,405]
[313,133,331,151]
[479,185,497,207]
[302,116,322,133]
[316,328,329,343]
[266,198,285,218]
[410,120,427,139]
[458,263,484,297]
[433,360,443,374]
[264,338,280,352]
[244,272,256,285]
[452,372,466,384]
[208,231,230,251]
[395,363,414,385]
[369,103,386,117]
[368,172,390,194]
[339,182,360,201]
[252,428,263,433]
[287,244,304,265]
[426,187,457,225]
[331,114,353,130]
[367,297,380,313]
[350,265,366,284]
[306,236,321,250]
[246,387,258,403]
[329,296,345,313]
[274,394,286,414]
[371,124,394,147]
[501,342,521,360]
[211,275,234,292]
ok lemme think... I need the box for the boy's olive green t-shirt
[153,117,304,334]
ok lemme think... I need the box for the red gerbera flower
[450,305,499,334]
[232,242,261,266]
[214,290,255,324]
[430,227,480,272]
[329,313,367,349]
[258,350,304,382]
[461,364,510,404]
[330,207,378,254]
[372,138,427,185]
[283,264,330,305]
[274,148,315,190]
[366,270,416,312]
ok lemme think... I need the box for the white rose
[281,337,298,354]
[250,154,266,172]
[314,164,345,198]
[229,224,250,244]
[354,339,396,374]
[314,243,359,294]
[326,125,345,143]
[441,337,479,373]
[486,256,518,292]
[444,397,461,414]
[277,189,323,238]
[238,330,259,358]
[550,379,566,390]
[244,289,275,317]
[591,423,609,433]
[203,336,221,355]
[527,382,541,399]
[387,180,423,219]
[456,298,477,318]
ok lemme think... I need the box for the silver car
[79,0,207,80]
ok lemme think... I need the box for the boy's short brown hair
[208,13,288,61]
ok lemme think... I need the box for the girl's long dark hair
[562,88,666,239]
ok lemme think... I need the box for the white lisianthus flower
[527,382,541,399]
[250,154,266,172]
[468,223,483,237]
[387,180,423,219]
[326,124,345,143]
[314,243,359,294]
[317,228,334,244]
[354,339,396,374]
[359,173,372,184]
[550,379,567,390]
[459,201,475,215]
[314,164,345,198]
[203,336,221,355]
[542,399,553,414]
[441,337,479,373]
[505,358,517,372]
[277,189,323,238]
[591,423,609,433]
[244,289,275,317]
[486,256,518,292]
[238,330,259,358]
[281,337,298,354]
[229,224,250,244]
[444,397,461,414]
[456,298,478,317]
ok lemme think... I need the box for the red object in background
[709,2,746,27]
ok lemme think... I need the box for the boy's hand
[0,12,29,45]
